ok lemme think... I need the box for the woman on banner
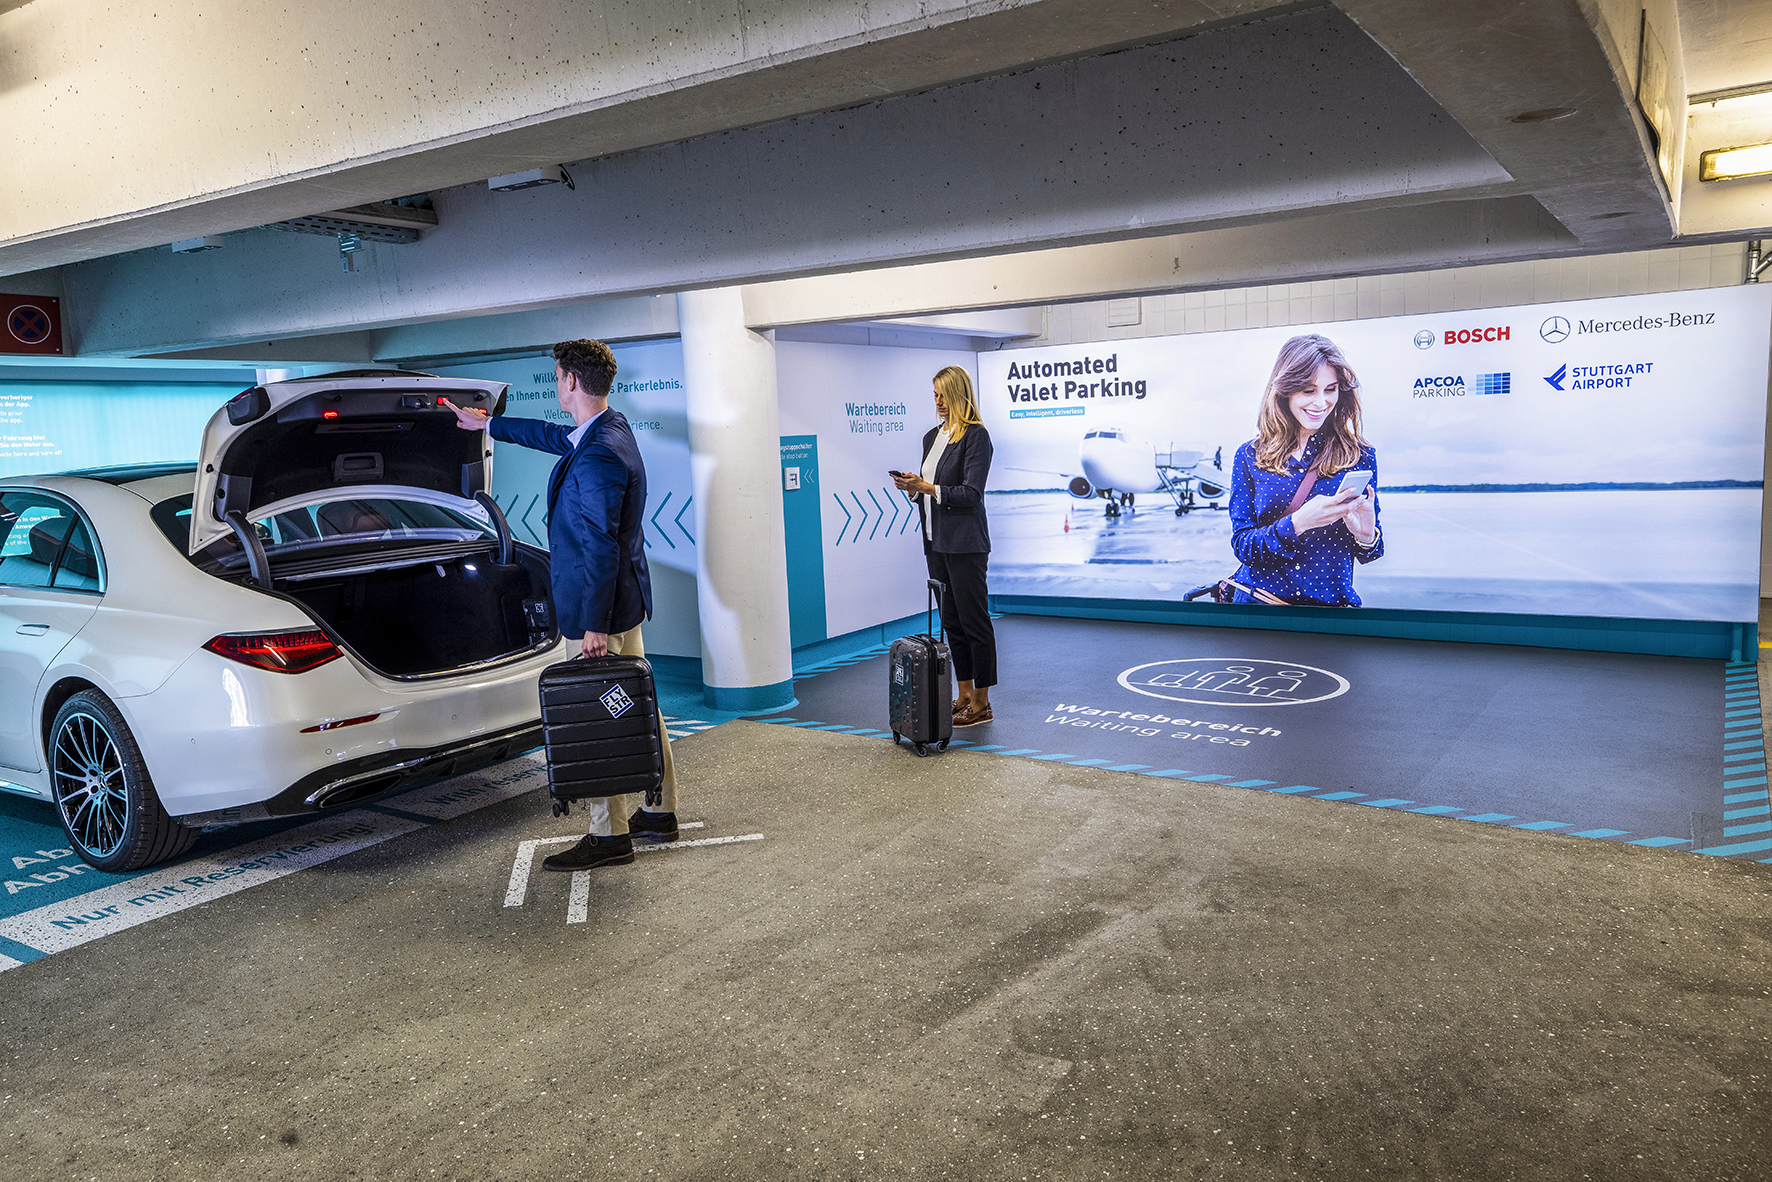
[892,366,998,726]
[1226,333,1382,606]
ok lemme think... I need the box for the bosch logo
[1443,326,1511,345]
[1540,316,1571,343]
[1412,330,1435,349]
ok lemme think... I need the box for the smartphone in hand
[1336,469,1372,498]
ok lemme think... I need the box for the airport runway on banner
[777,614,1770,863]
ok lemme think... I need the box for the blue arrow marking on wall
[900,494,919,535]
[866,489,887,540]
[519,495,545,544]
[649,491,676,549]
[850,492,870,540]
[833,494,853,545]
[883,490,901,536]
[674,496,696,546]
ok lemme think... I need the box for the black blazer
[913,424,993,554]
[489,410,652,638]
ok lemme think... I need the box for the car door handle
[15,624,50,636]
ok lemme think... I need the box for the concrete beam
[1335,0,1678,246]
[740,196,1574,327]
[0,0,1288,276]
[65,6,1508,356]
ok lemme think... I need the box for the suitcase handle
[926,579,946,643]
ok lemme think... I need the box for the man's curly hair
[552,339,618,399]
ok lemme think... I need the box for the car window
[0,491,104,593]
[150,493,495,565]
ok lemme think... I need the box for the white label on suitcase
[894,664,906,684]
[600,683,635,718]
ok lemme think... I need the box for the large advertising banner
[976,286,1772,622]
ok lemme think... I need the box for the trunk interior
[283,545,555,677]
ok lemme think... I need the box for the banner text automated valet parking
[1004,354,1148,417]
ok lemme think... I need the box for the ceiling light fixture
[488,165,576,192]
[1700,141,1772,182]
[1690,81,1772,110]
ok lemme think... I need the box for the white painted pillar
[678,286,795,710]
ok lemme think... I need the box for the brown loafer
[953,703,993,728]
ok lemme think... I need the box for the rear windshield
[151,493,496,564]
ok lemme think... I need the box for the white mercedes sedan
[0,370,566,871]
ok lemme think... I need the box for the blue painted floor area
[0,789,351,935]
[776,613,1767,863]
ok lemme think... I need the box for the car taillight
[203,630,343,674]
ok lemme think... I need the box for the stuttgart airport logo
[1118,658,1349,707]
[1540,316,1571,343]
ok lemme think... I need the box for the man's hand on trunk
[581,631,609,658]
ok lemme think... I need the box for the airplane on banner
[1010,427,1229,518]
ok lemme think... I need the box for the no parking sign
[2,294,62,355]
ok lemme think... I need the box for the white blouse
[921,426,951,541]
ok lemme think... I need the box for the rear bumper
[173,720,543,826]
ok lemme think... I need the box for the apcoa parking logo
[1118,659,1349,707]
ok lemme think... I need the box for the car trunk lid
[188,370,508,554]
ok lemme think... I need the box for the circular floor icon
[1118,658,1349,707]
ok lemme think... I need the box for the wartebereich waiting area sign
[977,285,1772,622]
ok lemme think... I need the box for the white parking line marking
[0,953,23,971]
[567,871,592,924]
[502,822,711,907]
[637,833,764,853]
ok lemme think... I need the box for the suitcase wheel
[938,739,949,751]
[913,742,928,757]
[891,731,900,746]
[552,800,567,818]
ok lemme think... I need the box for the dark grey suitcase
[538,655,664,817]
[889,579,952,756]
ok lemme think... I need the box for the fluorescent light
[1700,141,1772,182]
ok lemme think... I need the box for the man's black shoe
[542,833,635,871]
[627,809,680,843]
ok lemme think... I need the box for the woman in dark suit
[892,365,998,726]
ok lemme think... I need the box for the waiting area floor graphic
[774,614,1770,863]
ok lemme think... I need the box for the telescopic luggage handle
[927,579,946,641]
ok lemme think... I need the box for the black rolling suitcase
[889,579,953,757]
[538,655,665,817]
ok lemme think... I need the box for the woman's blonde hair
[933,365,983,442]
[1253,334,1368,475]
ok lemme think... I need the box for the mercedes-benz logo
[1540,316,1571,343]
[1412,330,1435,350]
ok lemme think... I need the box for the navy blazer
[913,424,993,554]
[488,410,652,638]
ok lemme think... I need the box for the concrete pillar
[678,287,795,711]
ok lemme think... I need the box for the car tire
[50,690,198,872]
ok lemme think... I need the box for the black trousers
[925,550,997,689]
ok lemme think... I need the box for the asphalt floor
[1,717,1768,1181]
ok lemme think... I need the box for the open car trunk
[280,544,554,677]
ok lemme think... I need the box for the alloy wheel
[53,709,130,860]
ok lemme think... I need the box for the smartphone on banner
[1335,470,1372,498]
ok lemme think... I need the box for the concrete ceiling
[4,0,1771,357]
[1680,0,1772,94]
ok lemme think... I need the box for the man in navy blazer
[444,339,679,871]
